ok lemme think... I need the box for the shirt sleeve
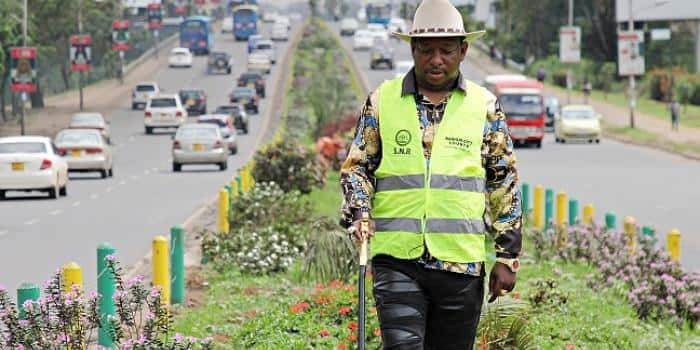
[481,99,523,259]
[339,91,382,228]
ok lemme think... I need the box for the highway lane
[0,24,295,293]
[331,23,700,271]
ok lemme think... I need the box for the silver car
[197,114,238,155]
[132,82,160,110]
[55,129,114,178]
[253,39,276,64]
[69,112,111,143]
[172,124,228,172]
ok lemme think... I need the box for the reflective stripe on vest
[370,77,488,263]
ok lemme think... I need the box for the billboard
[122,0,161,7]
[10,47,37,93]
[617,31,645,76]
[559,26,581,64]
[70,35,92,72]
[147,3,163,29]
[112,20,130,51]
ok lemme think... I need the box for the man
[670,98,680,131]
[339,0,522,348]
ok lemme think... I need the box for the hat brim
[392,30,486,43]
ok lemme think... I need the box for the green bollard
[521,183,530,220]
[171,226,185,305]
[605,212,617,230]
[568,199,579,226]
[97,242,116,348]
[235,176,243,195]
[17,283,40,319]
[642,225,656,244]
[545,189,554,230]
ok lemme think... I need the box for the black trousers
[372,255,484,350]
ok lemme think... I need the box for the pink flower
[173,333,184,343]
[105,254,115,262]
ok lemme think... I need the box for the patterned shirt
[340,69,522,276]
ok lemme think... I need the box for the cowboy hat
[393,0,486,43]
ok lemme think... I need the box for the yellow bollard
[556,192,567,229]
[219,189,230,234]
[62,262,83,293]
[623,216,637,252]
[583,204,594,225]
[230,180,239,200]
[533,185,544,229]
[667,229,681,262]
[152,235,170,305]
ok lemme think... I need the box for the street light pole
[79,0,84,111]
[627,0,636,129]
[20,0,28,136]
[566,0,573,104]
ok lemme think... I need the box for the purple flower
[22,299,33,310]
[15,345,25,350]
[88,291,99,299]
[188,336,198,343]
[173,333,184,343]
[202,337,214,344]
[138,335,147,345]
[105,254,116,262]
[150,287,161,298]
[18,320,29,327]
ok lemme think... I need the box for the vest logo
[394,129,412,156]
[445,136,473,151]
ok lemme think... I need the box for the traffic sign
[10,47,37,93]
[112,20,130,51]
[559,26,581,64]
[147,3,163,29]
[70,35,92,72]
[617,31,645,76]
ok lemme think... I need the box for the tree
[0,0,23,121]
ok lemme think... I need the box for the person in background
[670,98,680,131]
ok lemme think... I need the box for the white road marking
[50,209,63,216]
[24,219,39,226]
[90,193,99,200]
[105,187,113,193]
[119,180,127,185]
[0,230,8,237]
[72,201,81,207]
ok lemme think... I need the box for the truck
[486,76,546,148]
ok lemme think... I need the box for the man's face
[411,37,468,92]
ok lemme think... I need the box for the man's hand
[487,262,516,302]
[349,218,376,242]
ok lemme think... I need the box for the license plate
[186,99,195,106]
[71,150,82,157]
[11,162,24,171]
[159,113,169,119]
[247,83,255,89]
[193,144,203,151]
[240,99,248,104]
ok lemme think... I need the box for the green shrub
[527,278,568,309]
[252,140,324,194]
[303,218,357,282]
[552,69,568,88]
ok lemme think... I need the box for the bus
[226,0,258,15]
[491,78,546,148]
[366,0,391,27]
[179,16,214,55]
[233,5,259,41]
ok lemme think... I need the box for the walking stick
[358,211,370,350]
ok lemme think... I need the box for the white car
[132,82,160,110]
[340,18,359,36]
[247,53,272,74]
[253,40,276,64]
[197,114,238,154]
[393,60,413,79]
[554,105,602,144]
[353,30,374,51]
[172,124,228,172]
[271,22,289,41]
[221,16,233,33]
[69,112,111,143]
[0,136,69,200]
[55,129,114,178]
[388,18,407,34]
[168,47,193,68]
[144,94,188,135]
[275,16,291,30]
[367,23,389,42]
[263,11,278,23]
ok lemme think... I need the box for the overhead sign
[147,3,163,29]
[70,35,92,72]
[122,0,161,7]
[10,47,37,93]
[112,20,130,51]
[559,26,581,64]
[651,28,671,41]
[617,31,645,76]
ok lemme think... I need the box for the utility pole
[20,0,28,135]
[79,0,84,111]
[566,0,573,105]
[627,0,636,129]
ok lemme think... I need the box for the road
[0,24,295,293]
[331,23,700,271]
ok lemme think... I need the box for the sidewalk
[468,48,700,150]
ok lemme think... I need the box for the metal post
[545,189,554,230]
[62,262,84,293]
[17,283,39,319]
[97,243,116,348]
[20,0,27,135]
[79,0,84,111]
[521,183,530,220]
[628,0,635,128]
[568,198,579,226]
[170,226,185,305]
[566,0,573,104]
[152,236,170,305]
[605,212,616,230]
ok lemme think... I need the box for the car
[144,94,188,134]
[172,124,228,172]
[69,112,111,143]
[54,129,113,178]
[393,60,413,79]
[0,136,69,199]
[221,16,233,33]
[178,89,207,116]
[253,40,276,64]
[132,82,160,110]
[247,34,263,53]
[215,104,249,134]
[271,22,289,41]
[367,23,389,42]
[168,47,193,68]
[340,18,359,36]
[370,46,395,70]
[237,72,266,98]
[388,18,407,34]
[554,105,602,144]
[353,30,374,51]
[247,53,272,74]
[197,114,238,154]
[263,11,278,23]
[229,87,260,115]
[544,95,561,129]
[275,16,291,30]
[207,51,233,74]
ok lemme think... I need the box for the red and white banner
[70,35,92,72]
[10,47,37,93]
[112,20,130,51]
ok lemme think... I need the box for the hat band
[409,27,466,35]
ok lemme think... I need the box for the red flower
[329,280,344,289]
[370,307,377,315]
[348,333,358,343]
[337,342,347,350]
[373,328,381,337]
[289,301,311,314]
[315,296,329,305]
[512,292,521,300]
[347,321,359,331]
[315,283,325,291]
[566,342,576,350]
[339,306,352,316]
[318,329,331,337]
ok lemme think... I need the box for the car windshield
[72,114,103,124]
[234,89,254,98]
[563,109,595,119]
[174,51,188,56]
[177,127,218,139]
[241,73,260,81]
[256,43,272,50]
[150,98,177,108]
[500,94,543,117]
[249,54,268,61]
[56,131,101,145]
[136,85,155,92]
[199,119,227,127]
[216,106,241,114]
[180,91,202,99]
[211,53,227,58]
[0,142,46,154]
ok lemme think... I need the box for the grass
[308,170,342,219]
[603,122,700,157]
[605,124,659,142]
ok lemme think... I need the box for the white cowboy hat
[393,0,486,43]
